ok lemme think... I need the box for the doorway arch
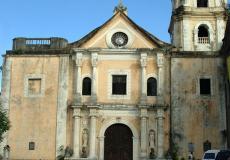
[104,124,133,160]
[99,120,139,160]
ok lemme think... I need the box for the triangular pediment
[70,11,169,49]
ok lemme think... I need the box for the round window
[111,32,128,47]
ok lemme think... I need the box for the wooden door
[104,124,133,160]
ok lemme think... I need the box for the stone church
[0,0,228,160]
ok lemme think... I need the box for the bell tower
[169,0,228,51]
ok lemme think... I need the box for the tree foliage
[0,106,10,143]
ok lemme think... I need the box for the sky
[0,0,229,84]
[0,0,172,56]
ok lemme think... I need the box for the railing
[198,37,209,44]
[13,37,68,50]
[25,38,51,45]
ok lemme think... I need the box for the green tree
[0,105,10,143]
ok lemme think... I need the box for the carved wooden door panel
[104,124,133,160]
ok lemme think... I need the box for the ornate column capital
[140,108,148,118]
[156,108,165,119]
[91,52,98,67]
[89,108,98,117]
[140,52,147,67]
[73,107,81,118]
[75,52,83,67]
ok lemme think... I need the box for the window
[82,77,91,95]
[197,0,208,7]
[204,153,215,159]
[29,142,35,150]
[111,32,128,47]
[198,25,209,44]
[28,78,42,95]
[147,77,157,96]
[112,75,127,95]
[200,78,211,95]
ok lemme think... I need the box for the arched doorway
[104,124,133,160]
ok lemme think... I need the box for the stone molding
[24,74,45,98]
[107,69,131,100]
[196,75,215,97]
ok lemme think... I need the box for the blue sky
[0,1,172,56]
[0,1,173,87]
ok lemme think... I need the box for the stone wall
[6,55,60,159]
[171,57,226,158]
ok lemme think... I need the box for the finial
[119,0,123,6]
[114,0,127,15]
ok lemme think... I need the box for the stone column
[91,53,98,104]
[74,53,83,104]
[156,108,165,158]
[99,136,105,160]
[140,53,147,104]
[89,108,97,159]
[140,107,148,159]
[73,107,81,158]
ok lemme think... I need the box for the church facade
[0,0,229,160]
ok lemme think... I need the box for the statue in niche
[82,129,88,147]
[149,130,156,149]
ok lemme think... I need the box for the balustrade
[198,37,209,44]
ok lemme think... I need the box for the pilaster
[91,53,98,104]
[140,53,147,104]
[56,56,69,157]
[0,57,12,156]
[74,52,83,104]
[216,16,226,50]
[157,53,164,96]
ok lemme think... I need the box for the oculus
[111,32,128,47]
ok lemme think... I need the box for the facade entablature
[173,6,226,17]
[72,48,166,54]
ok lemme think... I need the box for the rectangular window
[28,78,42,95]
[29,142,35,150]
[112,75,127,95]
[200,78,211,95]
